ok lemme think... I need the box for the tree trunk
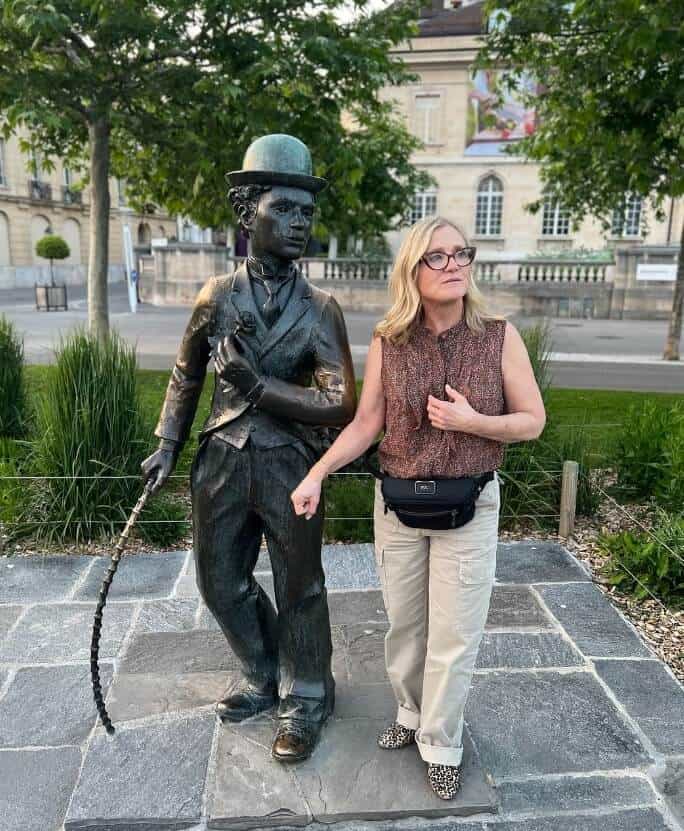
[663,219,684,361]
[87,115,111,341]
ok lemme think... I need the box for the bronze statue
[142,134,356,761]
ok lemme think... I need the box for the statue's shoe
[216,680,277,723]
[271,718,322,763]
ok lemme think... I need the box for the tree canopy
[477,0,684,358]
[0,0,429,336]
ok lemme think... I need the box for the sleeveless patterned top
[378,317,507,478]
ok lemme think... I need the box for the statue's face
[248,185,315,261]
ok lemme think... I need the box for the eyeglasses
[421,246,477,271]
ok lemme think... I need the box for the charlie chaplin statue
[142,134,356,761]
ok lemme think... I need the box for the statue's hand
[141,445,178,495]
[215,334,261,394]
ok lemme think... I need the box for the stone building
[382,0,683,257]
[0,129,177,289]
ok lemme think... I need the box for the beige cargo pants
[373,473,500,766]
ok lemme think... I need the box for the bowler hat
[226,134,327,193]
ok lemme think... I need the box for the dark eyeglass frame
[420,246,477,271]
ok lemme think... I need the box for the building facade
[382,0,683,257]
[0,129,178,288]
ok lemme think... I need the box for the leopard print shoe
[427,763,462,800]
[377,722,416,749]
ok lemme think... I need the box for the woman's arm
[291,336,385,518]
[427,322,546,443]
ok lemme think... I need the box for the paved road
[2,282,683,392]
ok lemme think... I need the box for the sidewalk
[0,541,682,830]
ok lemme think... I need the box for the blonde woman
[291,217,546,799]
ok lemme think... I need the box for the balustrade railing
[28,179,52,202]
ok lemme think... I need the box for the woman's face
[415,225,471,306]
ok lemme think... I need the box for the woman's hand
[291,473,324,520]
[427,384,479,433]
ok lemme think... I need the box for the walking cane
[90,479,154,734]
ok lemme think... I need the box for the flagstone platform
[0,541,682,831]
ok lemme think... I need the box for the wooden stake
[559,460,579,539]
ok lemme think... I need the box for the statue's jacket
[155,263,356,459]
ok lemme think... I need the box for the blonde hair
[374,216,506,345]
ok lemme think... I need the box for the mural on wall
[465,70,537,156]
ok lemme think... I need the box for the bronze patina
[142,134,356,762]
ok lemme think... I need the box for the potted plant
[35,233,70,311]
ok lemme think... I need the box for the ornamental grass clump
[0,315,29,438]
[24,330,185,544]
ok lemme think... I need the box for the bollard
[559,460,579,539]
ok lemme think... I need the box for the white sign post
[121,207,137,314]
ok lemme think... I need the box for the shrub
[19,330,183,545]
[35,234,70,286]
[0,316,28,438]
[599,509,684,609]
[612,400,684,510]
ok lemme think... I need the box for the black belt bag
[364,442,495,530]
[380,472,495,530]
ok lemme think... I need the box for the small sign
[636,263,677,281]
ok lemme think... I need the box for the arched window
[475,176,503,236]
[542,200,570,236]
[0,211,10,266]
[137,222,152,245]
[61,218,81,265]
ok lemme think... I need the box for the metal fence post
[559,460,579,539]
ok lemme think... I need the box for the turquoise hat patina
[226,134,327,193]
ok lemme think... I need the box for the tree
[477,0,684,359]
[35,234,70,286]
[0,1,430,340]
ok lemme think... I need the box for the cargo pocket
[460,556,496,586]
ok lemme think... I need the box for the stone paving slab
[475,808,673,830]
[120,629,243,674]
[342,622,389,684]
[475,632,583,670]
[0,555,93,603]
[654,759,684,826]
[495,541,590,584]
[327,590,387,625]
[74,551,188,600]
[538,583,654,658]
[0,605,22,639]
[494,773,656,814]
[0,602,135,663]
[485,585,553,630]
[107,670,234,722]
[0,746,83,831]
[0,663,113,747]
[210,717,495,828]
[135,598,200,633]
[65,712,215,831]
[594,659,684,755]
[465,670,652,778]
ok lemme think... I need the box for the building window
[475,175,503,236]
[117,178,127,206]
[414,94,441,145]
[611,194,643,237]
[30,148,45,181]
[542,200,570,236]
[409,191,437,224]
[0,140,6,186]
[63,166,72,187]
